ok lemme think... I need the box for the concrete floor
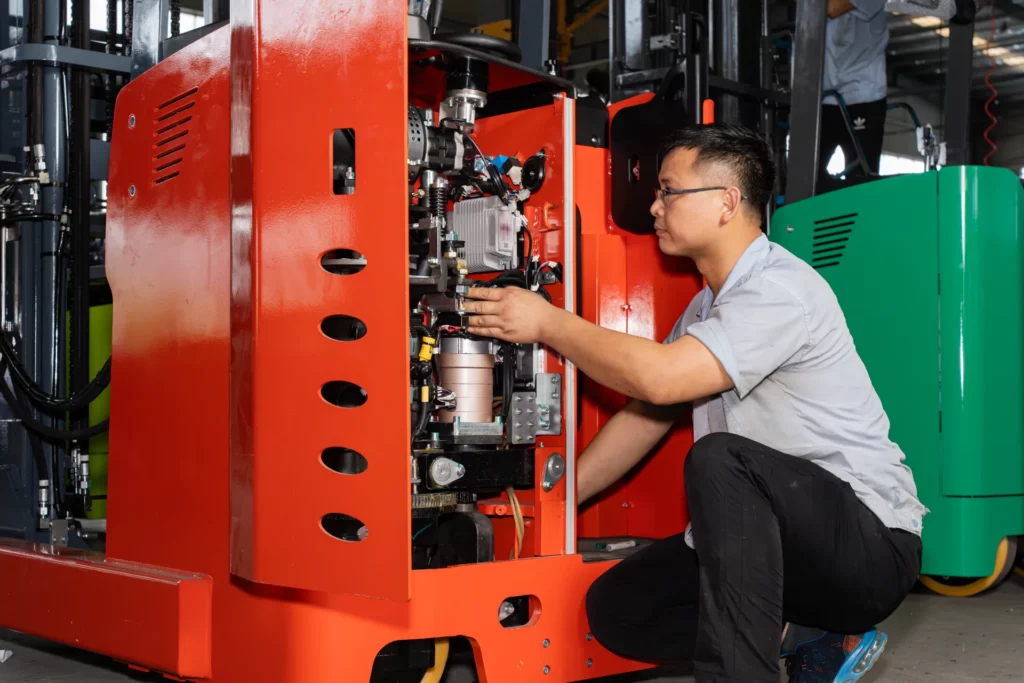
[2,578,1023,682]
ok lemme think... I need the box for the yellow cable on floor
[419,638,449,683]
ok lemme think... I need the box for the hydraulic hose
[0,360,109,442]
[0,329,110,413]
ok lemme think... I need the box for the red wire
[983,0,999,166]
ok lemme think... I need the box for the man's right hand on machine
[463,286,556,344]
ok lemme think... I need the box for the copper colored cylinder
[436,338,494,423]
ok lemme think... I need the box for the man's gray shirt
[667,235,926,548]
[823,0,889,105]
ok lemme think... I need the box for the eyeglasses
[654,186,749,203]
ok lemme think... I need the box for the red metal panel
[573,138,702,540]
[228,0,412,597]
[105,25,232,575]
[0,541,212,678]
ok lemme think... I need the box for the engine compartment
[402,45,574,571]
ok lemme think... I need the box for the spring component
[430,185,447,221]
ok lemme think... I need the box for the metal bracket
[0,44,132,74]
[508,392,539,445]
[541,453,566,492]
[535,373,563,436]
[649,32,681,51]
[49,519,69,546]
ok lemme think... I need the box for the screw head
[543,666,550,675]
[128,114,136,128]
[621,502,629,508]
[587,659,593,668]
[129,185,136,197]
[587,633,593,641]
[543,639,550,648]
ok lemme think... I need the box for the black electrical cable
[461,131,511,202]
[412,403,431,439]
[0,361,109,442]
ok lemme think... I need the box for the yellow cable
[505,486,524,559]
[419,638,449,683]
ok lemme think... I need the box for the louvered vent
[811,212,857,269]
[152,86,198,185]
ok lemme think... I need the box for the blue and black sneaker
[783,628,888,683]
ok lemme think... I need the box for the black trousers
[586,433,921,683]
[818,98,887,193]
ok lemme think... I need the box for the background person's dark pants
[818,98,887,193]
[586,433,922,683]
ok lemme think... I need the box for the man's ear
[720,186,743,224]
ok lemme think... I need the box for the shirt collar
[697,234,770,317]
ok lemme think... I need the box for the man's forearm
[827,0,854,17]
[795,0,855,17]
[578,399,683,504]
[542,309,668,404]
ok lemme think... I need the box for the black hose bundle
[0,329,110,413]
[0,359,109,442]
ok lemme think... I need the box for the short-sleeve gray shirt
[667,235,926,547]
[823,0,889,105]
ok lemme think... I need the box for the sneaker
[784,629,888,683]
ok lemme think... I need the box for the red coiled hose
[983,0,999,166]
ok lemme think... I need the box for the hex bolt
[553,377,559,383]
[515,395,522,402]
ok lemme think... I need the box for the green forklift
[771,2,1024,596]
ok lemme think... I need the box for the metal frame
[517,0,552,70]
[0,44,132,73]
[131,0,170,77]
[785,0,828,204]
[942,21,975,166]
[561,95,576,553]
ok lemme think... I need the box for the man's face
[649,148,731,258]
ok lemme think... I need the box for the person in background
[814,0,890,190]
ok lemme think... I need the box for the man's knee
[585,569,624,654]
[684,432,741,488]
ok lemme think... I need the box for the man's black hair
[658,124,776,221]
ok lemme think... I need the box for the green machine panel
[938,167,1024,497]
[772,168,1024,578]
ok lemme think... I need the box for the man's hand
[463,287,561,344]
